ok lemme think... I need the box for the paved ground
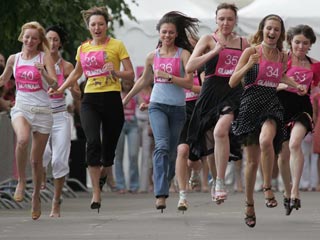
[0,190,320,240]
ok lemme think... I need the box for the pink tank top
[153,48,181,84]
[185,70,200,101]
[15,53,43,92]
[79,39,112,78]
[253,47,282,88]
[285,65,313,94]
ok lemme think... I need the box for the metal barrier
[0,112,87,209]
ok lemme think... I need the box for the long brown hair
[251,14,285,51]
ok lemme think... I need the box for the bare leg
[88,166,101,205]
[30,131,49,220]
[50,176,65,217]
[278,141,291,198]
[12,117,30,202]
[244,145,260,227]
[176,143,189,211]
[260,120,277,207]
[289,123,307,199]
[199,157,209,192]
[234,159,243,192]
[214,113,233,203]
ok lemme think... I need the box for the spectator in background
[135,79,154,193]
[0,53,5,67]
[114,79,140,194]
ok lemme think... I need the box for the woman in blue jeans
[123,11,199,212]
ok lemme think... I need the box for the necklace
[292,53,308,67]
[262,41,277,49]
[261,44,279,62]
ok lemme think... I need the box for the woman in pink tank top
[229,15,306,228]
[0,21,58,220]
[277,25,319,216]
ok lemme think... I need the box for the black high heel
[90,202,101,213]
[263,186,277,208]
[244,202,256,228]
[283,196,291,216]
[289,198,301,214]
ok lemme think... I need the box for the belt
[15,102,52,114]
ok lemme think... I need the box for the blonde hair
[81,6,111,28]
[18,21,50,52]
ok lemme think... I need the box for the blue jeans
[114,118,140,191]
[148,102,186,198]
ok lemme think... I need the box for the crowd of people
[0,2,320,228]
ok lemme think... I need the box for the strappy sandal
[177,198,188,213]
[189,171,201,191]
[244,202,256,228]
[263,186,277,208]
[215,178,227,205]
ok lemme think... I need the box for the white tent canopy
[114,0,218,77]
[237,0,320,59]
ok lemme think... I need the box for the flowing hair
[156,11,199,53]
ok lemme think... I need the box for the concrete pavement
[0,190,320,240]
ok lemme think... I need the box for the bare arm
[123,52,154,106]
[229,47,259,88]
[53,61,84,95]
[186,34,223,74]
[40,53,58,89]
[113,57,135,81]
[0,55,15,87]
[63,60,81,100]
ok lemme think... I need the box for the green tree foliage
[0,0,137,63]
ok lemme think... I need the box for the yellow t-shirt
[76,38,130,93]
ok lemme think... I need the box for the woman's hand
[34,62,46,74]
[296,84,307,96]
[139,102,149,111]
[48,87,63,96]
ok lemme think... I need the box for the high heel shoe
[283,196,291,216]
[31,197,41,220]
[215,178,227,205]
[90,202,101,213]
[155,197,166,213]
[244,202,256,228]
[188,171,201,191]
[177,198,188,213]
[289,198,301,214]
[50,199,62,218]
[13,182,25,202]
[263,186,277,208]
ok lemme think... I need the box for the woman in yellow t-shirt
[50,6,134,212]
